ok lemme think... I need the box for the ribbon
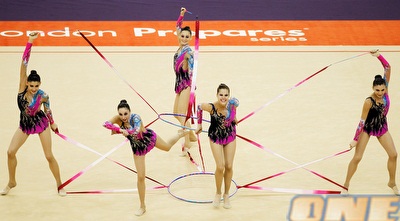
[78,30,158,116]
[58,139,127,191]
[239,185,340,194]
[66,186,166,194]
[56,131,167,189]
[238,52,369,123]
[237,134,350,189]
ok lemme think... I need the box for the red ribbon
[237,134,350,190]
[78,30,159,116]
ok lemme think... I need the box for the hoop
[168,172,238,204]
[158,112,209,133]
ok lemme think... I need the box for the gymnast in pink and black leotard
[1,32,65,196]
[172,7,197,152]
[343,50,398,195]
[103,99,188,216]
[195,83,239,209]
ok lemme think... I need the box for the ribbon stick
[185,17,200,124]
[78,30,158,116]
[187,150,203,172]
[238,52,369,123]
[197,134,206,172]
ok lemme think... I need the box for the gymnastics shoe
[0,186,11,195]
[223,194,231,209]
[212,194,221,208]
[58,188,67,197]
[390,185,400,196]
[340,188,349,195]
[134,207,146,216]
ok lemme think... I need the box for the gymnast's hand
[50,123,59,133]
[120,129,129,137]
[370,49,380,57]
[28,32,39,41]
[180,7,187,16]
[349,140,357,149]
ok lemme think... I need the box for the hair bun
[120,99,128,104]
[374,75,383,80]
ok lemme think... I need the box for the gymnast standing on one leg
[173,7,197,156]
[196,83,239,209]
[103,99,188,216]
[0,32,65,196]
[342,50,398,195]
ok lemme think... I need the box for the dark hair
[27,70,41,82]
[217,83,230,94]
[373,75,386,87]
[117,99,131,111]
[181,26,192,36]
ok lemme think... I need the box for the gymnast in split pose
[173,7,197,155]
[343,50,398,195]
[103,99,188,216]
[196,83,239,209]
[0,32,65,196]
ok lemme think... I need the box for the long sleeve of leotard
[22,42,33,66]
[352,119,365,141]
[103,121,121,133]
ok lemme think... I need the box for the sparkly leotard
[173,14,194,94]
[173,46,193,94]
[121,113,156,156]
[17,87,49,134]
[363,93,390,137]
[208,103,237,145]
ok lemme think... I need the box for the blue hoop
[167,172,238,204]
[158,113,209,133]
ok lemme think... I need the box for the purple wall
[1,0,400,21]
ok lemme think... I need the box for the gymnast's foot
[58,188,67,197]
[0,186,12,195]
[340,186,349,195]
[0,183,16,196]
[223,194,231,209]
[388,183,399,195]
[212,194,221,208]
[134,207,146,216]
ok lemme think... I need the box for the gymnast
[342,50,398,195]
[173,7,197,155]
[195,83,239,209]
[103,99,188,216]
[0,32,65,196]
